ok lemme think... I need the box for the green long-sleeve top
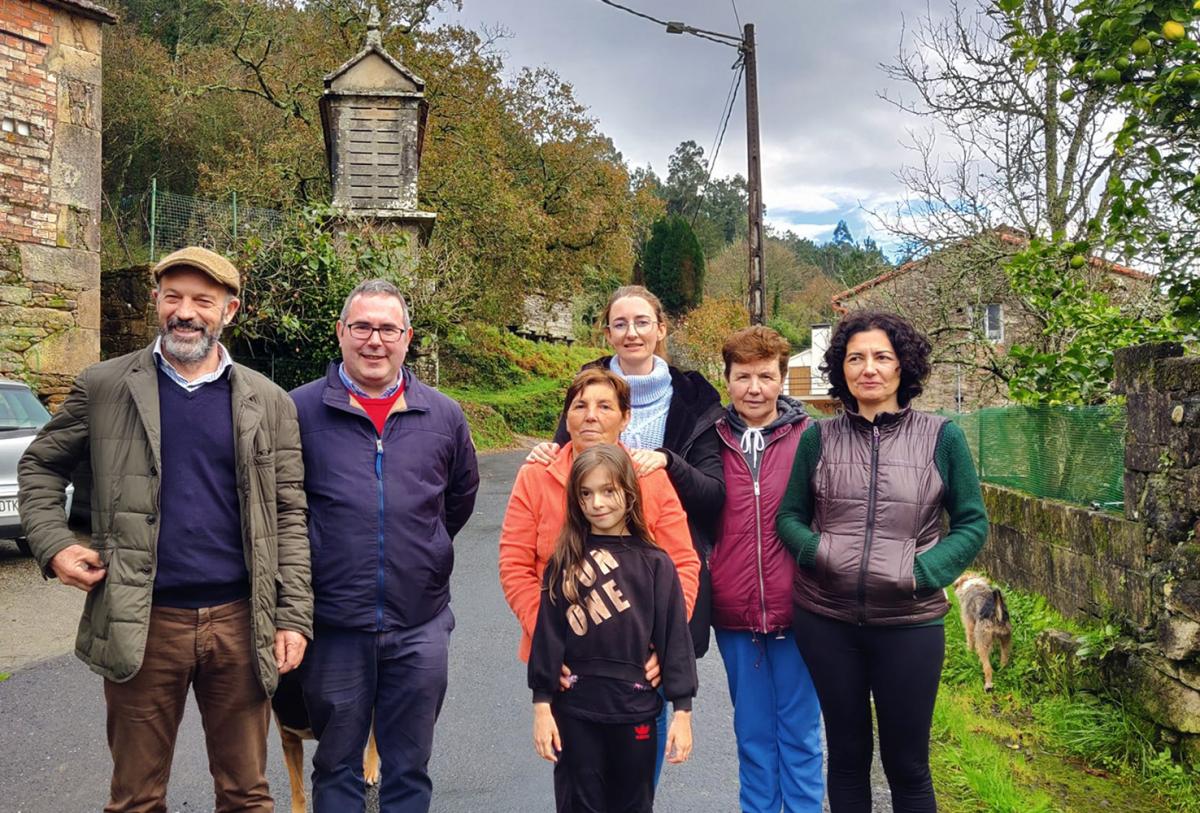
[776,419,989,595]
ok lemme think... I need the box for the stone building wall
[836,234,1155,413]
[0,0,112,407]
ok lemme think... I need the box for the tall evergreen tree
[642,216,705,315]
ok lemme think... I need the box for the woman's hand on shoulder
[526,442,560,465]
[629,449,668,476]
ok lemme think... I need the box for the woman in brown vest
[776,310,989,813]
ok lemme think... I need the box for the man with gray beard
[18,246,312,813]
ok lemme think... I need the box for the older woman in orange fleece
[499,368,700,664]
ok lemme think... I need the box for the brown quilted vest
[793,408,950,625]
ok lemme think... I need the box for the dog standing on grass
[271,672,380,813]
[953,572,1013,692]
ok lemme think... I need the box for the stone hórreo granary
[318,7,436,246]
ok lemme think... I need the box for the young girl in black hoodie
[529,444,697,812]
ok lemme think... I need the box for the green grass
[448,378,570,451]
[439,326,606,451]
[932,583,1200,812]
[0,672,9,682]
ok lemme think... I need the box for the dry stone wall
[982,342,1200,758]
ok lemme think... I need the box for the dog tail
[980,588,1008,624]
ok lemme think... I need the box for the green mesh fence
[105,185,284,266]
[151,188,283,260]
[943,404,1126,513]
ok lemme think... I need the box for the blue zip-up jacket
[290,363,480,631]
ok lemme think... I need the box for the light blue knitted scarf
[611,355,672,450]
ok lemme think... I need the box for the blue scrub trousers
[715,627,824,813]
[302,605,454,813]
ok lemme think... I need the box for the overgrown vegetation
[440,324,603,450]
[933,583,1200,812]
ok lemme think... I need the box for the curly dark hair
[822,310,932,410]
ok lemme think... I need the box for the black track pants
[792,606,945,813]
[552,709,658,813]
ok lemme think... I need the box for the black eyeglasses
[346,322,406,343]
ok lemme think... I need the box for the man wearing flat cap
[18,246,312,812]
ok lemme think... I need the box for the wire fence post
[232,191,238,241]
[978,413,984,478]
[149,178,158,262]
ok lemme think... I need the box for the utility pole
[662,16,766,326]
[742,24,765,325]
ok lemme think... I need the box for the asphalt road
[0,449,891,812]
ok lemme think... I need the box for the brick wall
[0,0,56,247]
[0,0,108,407]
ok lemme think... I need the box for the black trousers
[552,709,658,813]
[793,606,945,813]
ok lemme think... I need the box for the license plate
[0,496,17,518]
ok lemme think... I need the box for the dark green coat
[17,346,312,694]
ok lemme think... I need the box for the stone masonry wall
[978,484,1152,629]
[0,0,104,407]
[100,265,156,359]
[986,343,1200,758]
[1113,343,1200,749]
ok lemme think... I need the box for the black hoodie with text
[528,534,698,723]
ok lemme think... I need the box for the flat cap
[151,246,240,295]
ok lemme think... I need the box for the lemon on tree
[1164,20,1187,42]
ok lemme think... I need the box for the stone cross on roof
[366,6,382,48]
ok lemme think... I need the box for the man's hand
[274,630,307,674]
[525,442,560,466]
[630,449,668,477]
[644,649,661,688]
[49,544,106,592]
[532,702,561,763]
[665,710,693,764]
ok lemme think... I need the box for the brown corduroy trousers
[102,599,273,813]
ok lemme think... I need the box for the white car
[0,379,73,555]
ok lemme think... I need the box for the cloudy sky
[431,0,953,258]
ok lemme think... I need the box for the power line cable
[596,0,670,27]
[731,0,742,29]
[691,58,745,227]
[595,0,741,47]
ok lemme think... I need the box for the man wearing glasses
[290,279,479,812]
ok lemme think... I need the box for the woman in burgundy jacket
[711,326,823,813]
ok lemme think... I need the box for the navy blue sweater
[154,367,249,607]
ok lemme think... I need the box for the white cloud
[433,0,955,247]
[765,219,837,241]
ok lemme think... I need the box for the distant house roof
[40,0,117,23]
[831,226,1153,313]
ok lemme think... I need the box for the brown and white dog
[952,572,1012,692]
[272,672,380,813]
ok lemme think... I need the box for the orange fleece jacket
[498,442,700,662]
